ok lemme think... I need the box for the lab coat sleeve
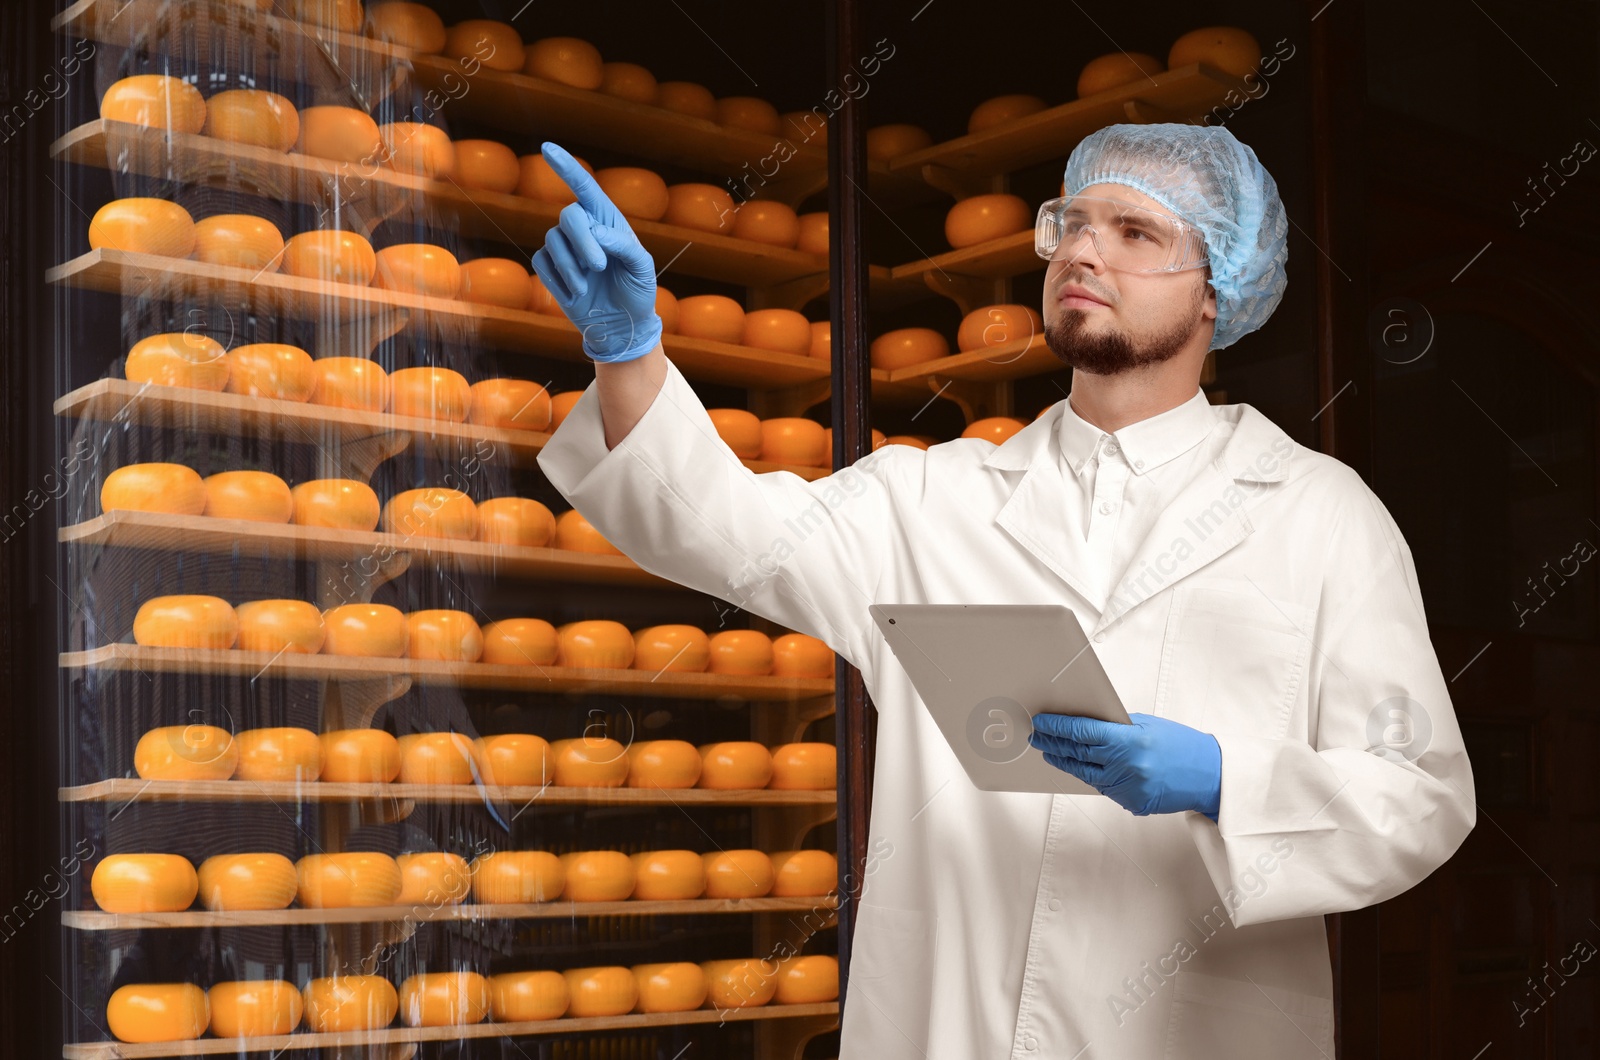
[1185,468,1476,928]
[535,357,899,666]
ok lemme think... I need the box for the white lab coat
[537,358,1476,1060]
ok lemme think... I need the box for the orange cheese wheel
[945,193,1032,249]
[307,356,389,412]
[208,980,302,1038]
[296,852,403,908]
[405,610,484,662]
[203,470,293,523]
[962,415,1026,444]
[561,850,635,901]
[808,321,831,360]
[124,332,229,391]
[296,105,382,164]
[655,81,716,120]
[517,151,594,204]
[563,967,638,1018]
[101,463,206,516]
[771,632,834,678]
[675,294,744,343]
[399,972,490,1027]
[527,272,562,316]
[321,603,409,657]
[551,508,622,554]
[470,850,564,903]
[395,851,472,905]
[708,408,762,459]
[472,733,553,787]
[203,89,300,152]
[106,983,209,1043]
[196,854,296,911]
[630,850,705,901]
[398,732,477,784]
[731,200,800,247]
[549,390,583,428]
[883,435,930,449]
[820,426,885,453]
[662,184,735,233]
[523,36,603,88]
[631,625,710,673]
[89,198,195,257]
[101,75,206,134]
[1168,26,1260,79]
[468,377,549,429]
[389,366,470,421]
[443,20,524,71]
[554,620,633,668]
[480,617,559,666]
[781,109,827,141]
[319,728,401,782]
[290,478,381,532]
[600,62,657,103]
[958,303,1044,352]
[769,850,838,897]
[769,742,836,790]
[193,213,285,272]
[223,342,314,401]
[741,309,811,355]
[758,418,827,467]
[302,976,398,1033]
[626,739,702,788]
[796,211,828,255]
[865,123,932,161]
[283,0,363,31]
[91,854,199,913]
[706,629,775,675]
[548,737,630,786]
[715,96,781,134]
[133,596,239,650]
[1077,52,1165,97]
[656,286,680,333]
[700,959,778,1008]
[476,496,556,547]
[383,487,477,539]
[373,244,461,299]
[968,93,1048,134]
[379,121,455,180]
[489,971,569,1021]
[595,167,670,221]
[632,962,708,1013]
[458,258,531,309]
[234,727,323,782]
[698,741,774,789]
[453,139,520,194]
[773,955,839,1003]
[701,850,774,899]
[365,2,447,53]
[234,600,325,655]
[282,230,377,285]
[871,326,950,370]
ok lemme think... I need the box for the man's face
[1041,183,1217,376]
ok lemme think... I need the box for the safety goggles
[1034,194,1209,273]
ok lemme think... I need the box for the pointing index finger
[540,141,614,220]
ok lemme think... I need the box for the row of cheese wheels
[134,727,835,790]
[92,846,838,913]
[128,596,832,675]
[104,955,839,1043]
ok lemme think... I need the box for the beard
[1043,281,1206,376]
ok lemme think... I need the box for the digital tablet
[868,603,1132,796]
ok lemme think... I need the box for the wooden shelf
[884,334,1060,386]
[61,1002,839,1059]
[888,230,1040,286]
[61,776,836,807]
[61,645,834,700]
[63,894,839,930]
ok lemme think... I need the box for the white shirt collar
[1058,386,1216,477]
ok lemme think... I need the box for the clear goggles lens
[1034,195,1209,273]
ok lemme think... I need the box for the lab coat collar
[1057,386,1217,477]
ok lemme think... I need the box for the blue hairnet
[1061,123,1288,350]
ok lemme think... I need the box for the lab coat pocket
[1163,971,1333,1058]
[845,902,938,1055]
[1153,582,1313,741]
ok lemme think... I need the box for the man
[533,123,1475,1059]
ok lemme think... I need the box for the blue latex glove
[530,141,663,364]
[1029,712,1222,821]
